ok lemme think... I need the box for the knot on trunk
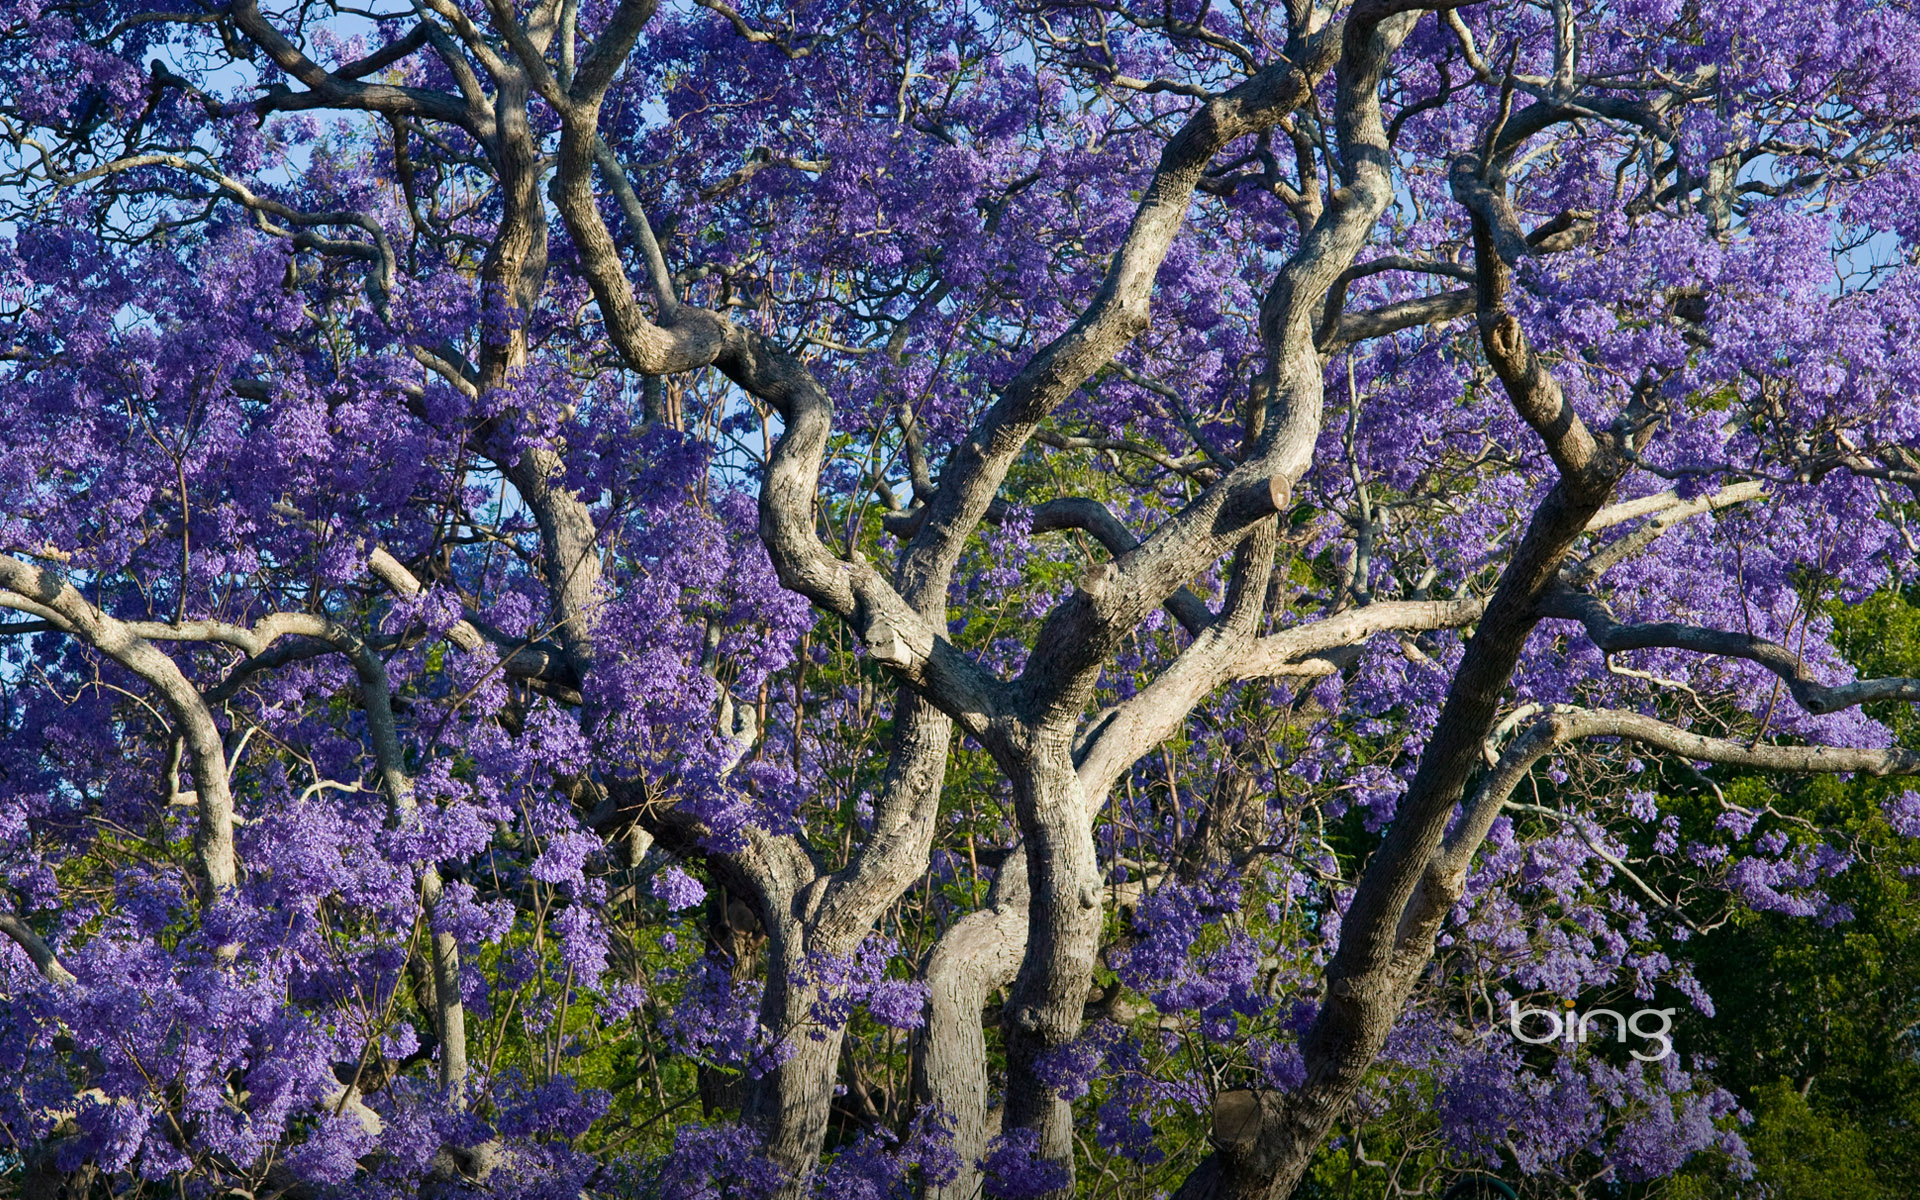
[865,618,915,667]
[1212,1089,1266,1150]
[1079,560,1115,599]
[1206,1088,1293,1182]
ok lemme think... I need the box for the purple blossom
[640,1124,785,1200]
[653,865,708,910]
[1885,789,1920,837]
[0,0,1913,1193]
[979,1129,1070,1200]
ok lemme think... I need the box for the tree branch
[0,909,77,987]
[0,557,238,900]
[228,0,481,131]
[323,625,469,1102]
[1540,584,1920,716]
[895,24,1347,613]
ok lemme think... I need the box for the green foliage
[1667,587,1920,1198]
[1832,587,1920,744]
[1736,1082,1887,1200]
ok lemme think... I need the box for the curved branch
[0,910,77,987]
[894,26,1347,612]
[0,556,238,898]
[1011,4,1430,719]
[360,542,578,691]
[914,846,1030,1200]
[25,147,397,302]
[1316,255,1474,346]
[1451,158,1603,491]
[571,0,660,103]
[1319,286,1475,351]
[425,0,518,88]
[1073,597,1484,803]
[228,0,481,131]
[551,153,1016,734]
[1030,499,1214,637]
[713,328,1009,743]
[324,626,469,1102]
[264,502,578,692]
[812,693,952,951]
[1236,597,1486,680]
[881,493,1220,638]
[1571,480,1766,582]
[1535,705,1920,774]
[1032,428,1219,481]
[1540,585,1920,716]
[333,23,435,79]
[592,139,681,311]
[551,114,734,373]
[1315,210,1596,351]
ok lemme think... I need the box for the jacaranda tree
[4,0,1920,1195]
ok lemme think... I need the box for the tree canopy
[3,0,1920,1196]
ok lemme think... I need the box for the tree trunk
[1000,745,1102,1196]
[741,968,850,1197]
[915,848,1030,1200]
[740,693,953,1194]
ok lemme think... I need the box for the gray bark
[1169,53,1637,1192]
[741,958,852,1181]
[998,748,1100,1187]
[0,909,76,987]
[915,848,1030,1200]
[0,557,239,903]
[737,693,953,1195]
[332,630,469,1101]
